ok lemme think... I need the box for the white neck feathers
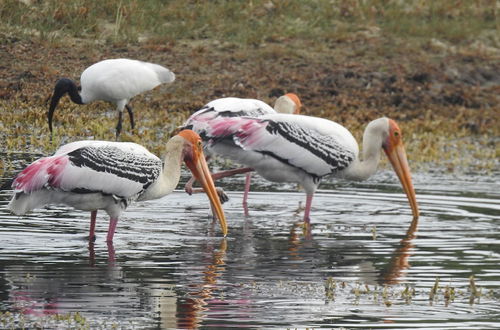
[343,118,389,181]
[139,135,185,200]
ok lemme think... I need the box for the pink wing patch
[210,117,267,139]
[234,120,269,147]
[12,156,69,193]
[209,117,242,136]
[206,116,271,150]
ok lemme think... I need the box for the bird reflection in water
[378,216,419,285]
[176,239,228,329]
[288,221,313,261]
[88,241,116,266]
[286,216,420,286]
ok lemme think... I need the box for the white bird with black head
[48,58,175,139]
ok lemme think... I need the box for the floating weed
[429,277,440,303]
[325,277,337,301]
[470,275,478,296]
[24,272,36,283]
[249,276,497,310]
[444,285,456,307]
[469,275,482,305]
[371,225,377,240]
[0,311,93,329]
[382,284,389,300]
[401,284,416,304]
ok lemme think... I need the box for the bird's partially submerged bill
[189,151,228,236]
[386,143,419,219]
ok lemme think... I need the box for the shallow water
[0,154,499,329]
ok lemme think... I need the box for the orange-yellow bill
[180,130,228,236]
[385,142,419,219]
[384,120,419,219]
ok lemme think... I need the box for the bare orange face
[383,119,403,151]
[284,93,302,114]
[178,129,204,161]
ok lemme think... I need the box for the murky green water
[0,154,499,328]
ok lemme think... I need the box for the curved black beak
[48,78,82,138]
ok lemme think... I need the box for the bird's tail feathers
[12,156,68,194]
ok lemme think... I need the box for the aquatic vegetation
[429,277,440,302]
[0,311,106,330]
[322,276,491,307]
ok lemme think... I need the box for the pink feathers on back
[12,156,69,193]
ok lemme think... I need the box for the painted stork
[183,93,301,206]
[182,113,419,222]
[48,58,175,139]
[7,130,228,242]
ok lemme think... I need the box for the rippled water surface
[0,154,499,328]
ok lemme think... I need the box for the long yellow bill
[178,129,228,236]
[385,143,419,219]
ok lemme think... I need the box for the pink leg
[303,193,314,224]
[243,172,252,205]
[88,242,96,266]
[89,210,97,241]
[185,167,253,202]
[106,218,119,242]
[211,167,254,181]
[185,156,211,195]
[243,172,252,216]
[107,241,116,264]
[185,175,196,195]
[186,166,252,194]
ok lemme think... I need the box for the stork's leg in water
[89,210,97,241]
[107,241,116,264]
[303,194,314,225]
[88,242,95,266]
[106,218,119,242]
[243,172,252,216]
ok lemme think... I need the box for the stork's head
[274,93,301,114]
[48,78,83,138]
[381,119,419,219]
[176,129,228,236]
